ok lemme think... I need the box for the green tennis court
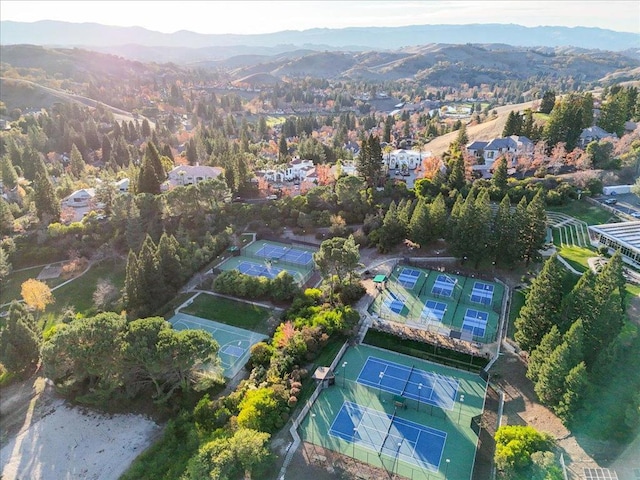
[369,266,504,344]
[300,345,486,479]
[169,312,267,378]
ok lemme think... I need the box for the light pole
[445,458,450,478]
[395,440,403,477]
[378,371,384,398]
[457,394,465,423]
[417,383,422,412]
[342,361,348,388]
[310,413,316,447]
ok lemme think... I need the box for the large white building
[589,221,640,269]
[165,165,224,189]
[384,149,424,171]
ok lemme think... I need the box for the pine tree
[502,111,523,136]
[157,233,183,294]
[33,172,60,222]
[69,143,85,177]
[540,90,556,114]
[409,198,432,246]
[534,319,584,407]
[101,136,112,165]
[357,134,384,189]
[278,135,288,161]
[0,155,19,189]
[492,194,519,265]
[0,197,14,236]
[0,308,41,372]
[429,194,448,241]
[522,189,547,265]
[527,325,562,383]
[561,269,596,333]
[124,250,140,315]
[514,254,565,351]
[492,157,509,192]
[377,201,406,252]
[446,151,466,192]
[555,361,589,424]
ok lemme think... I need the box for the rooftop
[589,221,640,253]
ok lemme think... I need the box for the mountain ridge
[2,20,638,57]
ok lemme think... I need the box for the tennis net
[401,366,414,396]
[379,408,397,455]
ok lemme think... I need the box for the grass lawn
[46,260,126,318]
[557,245,596,272]
[1,266,42,305]
[548,199,618,225]
[626,283,640,297]
[181,293,273,335]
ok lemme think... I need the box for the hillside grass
[1,266,42,305]
[180,294,273,334]
[556,245,595,272]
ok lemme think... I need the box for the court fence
[278,340,349,480]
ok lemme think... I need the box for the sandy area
[1,378,161,480]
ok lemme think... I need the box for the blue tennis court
[470,281,494,305]
[237,260,283,279]
[397,268,421,289]
[431,274,456,297]
[383,291,405,314]
[421,300,447,322]
[254,244,313,266]
[330,401,446,472]
[221,344,245,357]
[462,308,489,337]
[356,357,459,410]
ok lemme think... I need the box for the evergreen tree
[446,151,466,192]
[543,93,587,151]
[514,254,565,351]
[502,111,523,136]
[33,172,60,222]
[21,145,46,181]
[278,134,288,161]
[561,269,596,333]
[0,304,41,373]
[69,143,85,177]
[409,198,432,246]
[521,189,547,265]
[124,250,140,315]
[539,90,556,114]
[377,201,406,252]
[0,197,14,236]
[534,319,584,407]
[141,118,152,138]
[527,325,562,383]
[493,194,520,265]
[101,136,112,165]
[0,155,19,189]
[357,134,383,189]
[137,142,165,195]
[157,233,183,294]
[492,157,508,192]
[383,116,392,143]
[555,361,589,424]
[429,194,448,241]
[598,90,628,137]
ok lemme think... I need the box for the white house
[115,178,129,193]
[385,149,423,171]
[261,158,317,183]
[63,188,95,208]
[166,165,224,188]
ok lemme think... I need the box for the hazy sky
[2,1,639,34]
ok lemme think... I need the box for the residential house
[166,164,224,189]
[467,135,533,168]
[385,149,423,171]
[115,178,130,193]
[579,126,617,147]
[63,188,95,208]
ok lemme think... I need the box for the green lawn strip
[626,283,640,298]
[1,266,42,305]
[363,329,488,372]
[47,261,126,317]
[181,293,272,335]
[547,200,617,225]
[557,245,596,272]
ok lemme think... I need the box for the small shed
[373,274,387,291]
[312,366,335,388]
[228,246,240,257]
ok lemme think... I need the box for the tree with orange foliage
[21,279,55,312]
[315,164,333,186]
[421,156,441,180]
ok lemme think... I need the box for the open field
[180,292,274,335]
[548,200,618,226]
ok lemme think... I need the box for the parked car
[631,212,640,218]
[604,198,617,205]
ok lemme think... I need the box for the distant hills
[1,20,639,63]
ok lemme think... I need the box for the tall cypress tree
[429,193,448,241]
[514,254,565,351]
[527,325,562,383]
[492,157,509,193]
[555,361,589,424]
[0,155,19,189]
[493,194,519,265]
[157,233,183,294]
[561,269,597,334]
